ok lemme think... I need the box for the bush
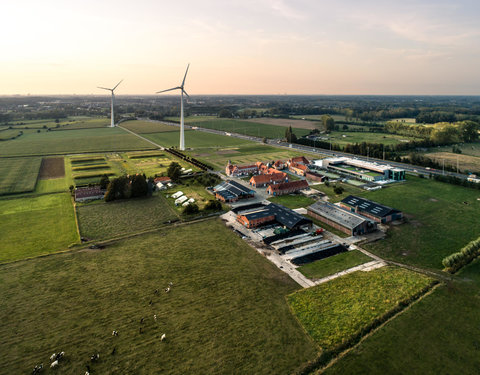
[442,235,480,273]
[204,200,222,211]
[333,186,344,195]
[183,203,199,215]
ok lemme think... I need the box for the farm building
[320,157,405,182]
[225,161,259,177]
[290,156,310,165]
[249,172,288,188]
[266,180,309,196]
[340,195,403,223]
[75,186,105,202]
[289,162,309,176]
[305,171,326,182]
[236,202,312,230]
[272,160,286,170]
[154,176,172,184]
[213,180,255,203]
[307,201,377,236]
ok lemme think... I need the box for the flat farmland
[287,267,433,351]
[426,151,480,173]
[164,117,311,138]
[0,193,79,263]
[0,157,42,195]
[120,120,179,134]
[362,176,480,269]
[38,157,65,179]
[326,131,420,146]
[323,260,480,375]
[246,117,319,130]
[0,220,316,374]
[77,194,179,240]
[0,127,155,157]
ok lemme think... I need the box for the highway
[146,118,468,180]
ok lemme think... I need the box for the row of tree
[442,236,480,273]
[104,174,151,202]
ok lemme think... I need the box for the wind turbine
[156,64,190,151]
[98,80,123,127]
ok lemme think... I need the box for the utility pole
[457,154,459,174]
[367,146,369,162]
[383,144,385,161]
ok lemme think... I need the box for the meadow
[77,194,179,240]
[426,151,480,173]
[287,267,433,351]
[324,131,420,146]
[323,260,480,375]
[0,220,317,374]
[297,250,372,280]
[362,176,480,269]
[267,194,316,209]
[0,193,79,263]
[0,127,154,157]
[165,116,311,139]
[0,157,42,195]
[120,120,179,134]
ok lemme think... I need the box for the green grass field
[311,182,365,203]
[287,267,433,351]
[267,194,316,209]
[0,220,317,374]
[77,194,179,240]
[163,184,218,212]
[323,259,480,375]
[120,120,179,134]
[0,157,42,195]
[325,131,420,146]
[362,176,480,269]
[0,127,155,157]
[34,178,68,194]
[297,250,372,280]
[165,116,311,139]
[0,193,79,263]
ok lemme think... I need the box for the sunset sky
[1,0,480,95]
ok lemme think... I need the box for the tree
[321,115,335,132]
[131,174,148,197]
[334,186,344,195]
[262,137,267,144]
[205,200,222,211]
[104,176,131,202]
[167,162,182,182]
[183,203,199,214]
[99,174,110,189]
[285,126,297,143]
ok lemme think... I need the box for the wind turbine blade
[97,86,112,91]
[156,87,180,94]
[182,89,190,98]
[112,79,123,91]
[181,63,190,87]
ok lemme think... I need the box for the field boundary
[293,280,440,375]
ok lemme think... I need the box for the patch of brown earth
[39,157,65,179]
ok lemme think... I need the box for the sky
[1,0,480,95]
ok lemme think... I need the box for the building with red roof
[249,172,288,188]
[266,180,309,196]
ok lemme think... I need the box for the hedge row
[71,157,105,164]
[71,164,110,171]
[442,237,480,273]
[294,280,439,375]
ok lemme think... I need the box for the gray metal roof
[213,180,254,199]
[239,202,312,229]
[308,201,369,230]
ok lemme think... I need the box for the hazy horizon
[2,0,480,96]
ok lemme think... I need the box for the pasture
[0,193,79,263]
[120,120,179,134]
[325,131,420,146]
[426,151,480,173]
[0,220,317,374]
[287,267,433,351]
[77,194,179,240]
[363,176,480,269]
[0,157,42,195]
[267,194,316,209]
[164,117,311,138]
[297,250,372,280]
[323,260,480,375]
[0,127,155,157]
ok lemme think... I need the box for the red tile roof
[291,156,310,165]
[267,180,309,193]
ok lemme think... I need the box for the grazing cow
[85,372,90,375]
[149,300,153,306]
[32,364,43,374]
[165,287,170,293]
[55,352,64,361]
[86,365,91,373]
[154,289,159,294]
[111,347,116,355]
[139,327,143,334]
[90,353,100,362]
[50,360,58,368]
[160,333,166,341]
[140,318,145,324]
[168,282,173,286]
[154,314,157,321]
[112,330,118,336]
[49,353,56,361]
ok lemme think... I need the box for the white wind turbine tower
[97,80,123,127]
[156,64,190,151]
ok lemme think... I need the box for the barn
[213,180,255,203]
[340,195,403,223]
[266,180,309,196]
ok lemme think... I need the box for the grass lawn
[164,184,217,212]
[323,259,480,375]
[0,127,155,157]
[426,151,480,173]
[0,220,317,374]
[325,131,420,146]
[34,178,68,194]
[287,266,433,351]
[361,176,480,269]
[0,157,42,195]
[268,194,316,209]
[77,194,179,240]
[0,193,79,263]
[120,120,179,134]
[297,250,373,280]
[311,182,365,203]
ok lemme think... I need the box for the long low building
[340,195,403,223]
[266,180,309,196]
[213,180,255,203]
[307,201,377,236]
[236,202,312,231]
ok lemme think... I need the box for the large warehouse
[213,180,255,203]
[340,195,403,223]
[307,201,377,236]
